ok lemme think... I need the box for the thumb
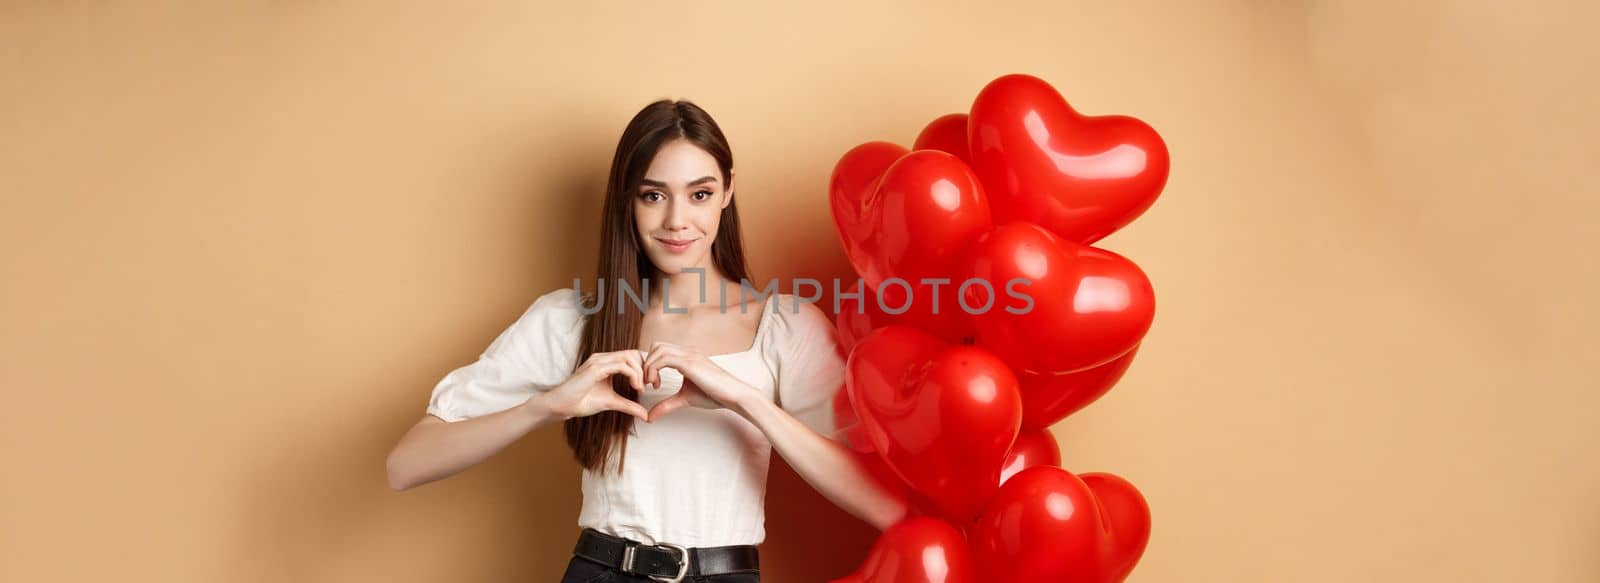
[647,393,690,422]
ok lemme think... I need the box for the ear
[722,170,736,209]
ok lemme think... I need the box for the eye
[640,191,664,202]
[693,190,713,201]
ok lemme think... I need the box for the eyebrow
[640,176,718,188]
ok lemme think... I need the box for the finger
[636,350,649,387]
[642,349,662,388]
[621,350,647,392]
[608,394,649,421]
[647,393,689,422]
[591,359,640,392]
[584,350,618,371]
[588,359,624,382]
[620,362,645,393]
[609,351,645,392]
[644,349,677,389]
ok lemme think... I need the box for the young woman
[385,100,907,582]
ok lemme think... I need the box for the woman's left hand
[642,341,759,420]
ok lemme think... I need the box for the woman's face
[634,138,734,278]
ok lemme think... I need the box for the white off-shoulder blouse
[425,287,845,547]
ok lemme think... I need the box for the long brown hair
[564,99,753,475]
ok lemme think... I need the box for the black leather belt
[572,527,759,582]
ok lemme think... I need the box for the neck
[649,264,734,311]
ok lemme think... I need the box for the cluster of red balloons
[826,73,1167,582]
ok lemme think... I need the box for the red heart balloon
[846,325,1021,525]
[868,151,991,288]
[830,147,992,343]
[835,286,973,352]
[830,517,978,583]
[834,288,905,354]
[965,222,1154,375]
[1018,344,1139,429]
[969,466,1151,582]
[1081,472,1152,582]
[829,141,909,286]
[970,466,1101,580]
[999,427,1061,485]
[913,113,970,162]
[968,73,1170,244]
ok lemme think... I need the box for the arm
[387,350,649,491]
[385,394,565,491]
[732,390,908,531]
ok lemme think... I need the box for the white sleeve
[425,288,583,422]
[771,297,847,437]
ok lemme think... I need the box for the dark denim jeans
[557,554,760,583]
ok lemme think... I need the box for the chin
[655,262,698,276]
[652,256,708,276]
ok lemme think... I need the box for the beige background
[3,1,1596,581]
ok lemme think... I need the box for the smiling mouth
[656,238,698,246]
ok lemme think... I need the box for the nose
[663,197,690,231]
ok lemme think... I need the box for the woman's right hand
[540,350,650,421]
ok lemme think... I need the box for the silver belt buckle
[649,542,689,583]
[619,544,637,574]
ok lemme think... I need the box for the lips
[654,237,698,252]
